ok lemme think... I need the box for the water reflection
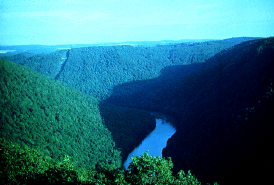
[123,118,176,169]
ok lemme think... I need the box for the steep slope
[0,58,121,170]
[106,37,274,184]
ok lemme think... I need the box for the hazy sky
[1,0,274,45]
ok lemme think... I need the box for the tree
[124,151,202,185]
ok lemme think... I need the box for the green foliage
[19,50,69,78]
[1,139,207,184]
[0,56,158,174]
[0,138,53,184]
[126,152,175,184]
[124,151,208,185]
[9,38,253,101]
[0,58,121,170]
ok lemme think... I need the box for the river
[123,114,176,169]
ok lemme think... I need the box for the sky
[0,0,274,45]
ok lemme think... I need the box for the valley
[1,37,273,184]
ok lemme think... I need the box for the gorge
[1,37,273,184]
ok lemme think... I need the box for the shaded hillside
[5,37,258,100]
[99,102,155,162]
[105,37,274,184]
[54,37,258,100]
[0,58,121,170]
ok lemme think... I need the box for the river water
[123,117,176,169]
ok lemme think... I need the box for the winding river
[123,115,176,169]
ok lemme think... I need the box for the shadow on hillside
[104,38,274,184]
[104,62,204,113]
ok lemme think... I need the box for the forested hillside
[0,57,156,167]
[3,37,257,100]
[0,58,122,169]
[106,37,274,184]
[0,60,201,184]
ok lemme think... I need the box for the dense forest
[2,37,257,100]
[0,58,121,170]
[1,138,203,184]
[0,58,156,170]
[0,59,203,184]
[1,37,273,184]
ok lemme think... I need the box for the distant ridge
[0,37,260,54]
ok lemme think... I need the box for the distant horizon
[1,0,273,45]
[1,38,217,46]
[0,36,266,47]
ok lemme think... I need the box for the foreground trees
[1,138,212,184]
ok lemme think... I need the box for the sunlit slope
[0,59,121,170]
